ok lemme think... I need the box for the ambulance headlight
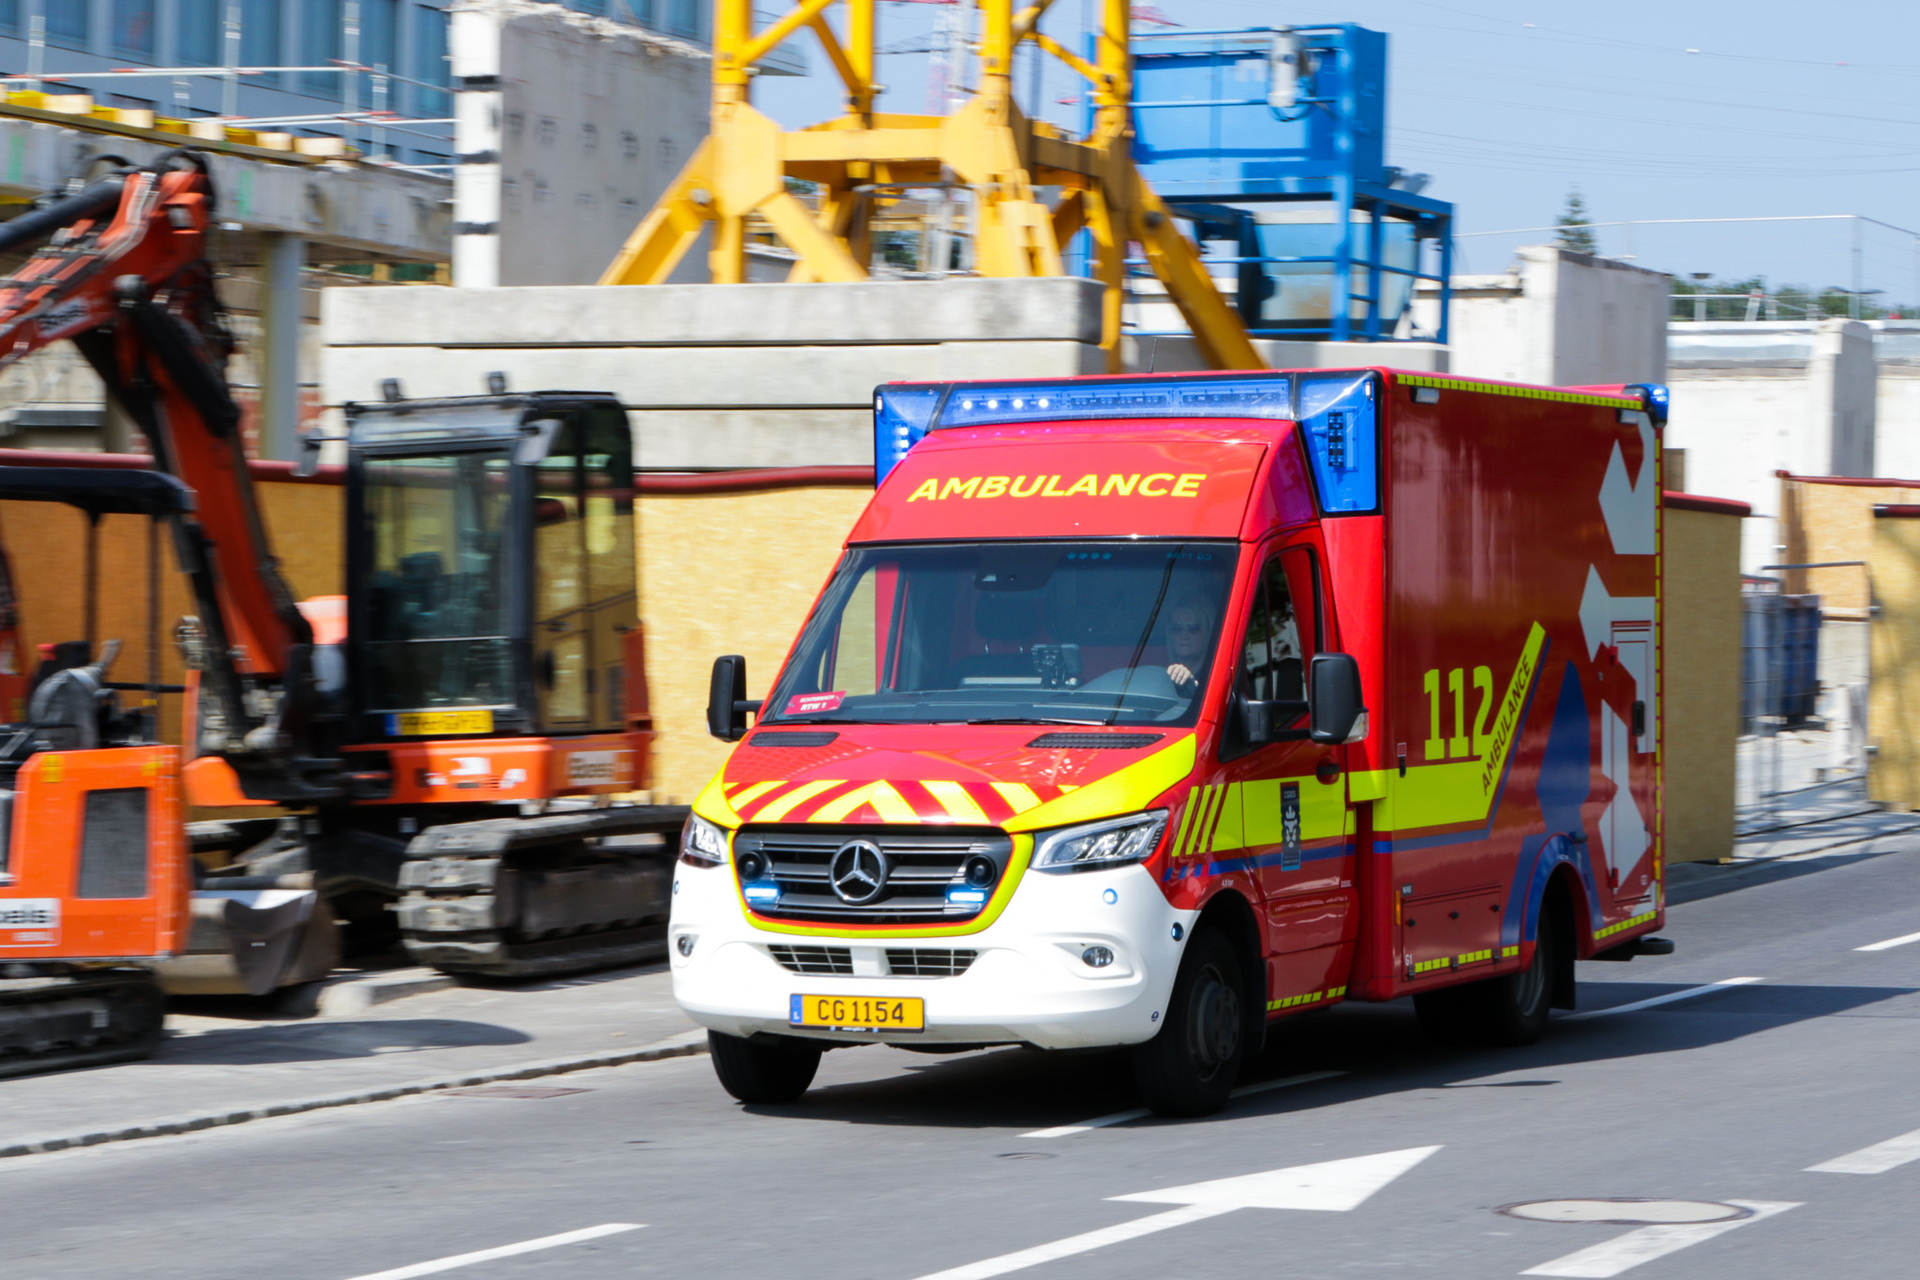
[1032,810,1169,874]
[679,814,732,867]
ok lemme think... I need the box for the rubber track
[399,805,688,980]
[0,973,166,1079]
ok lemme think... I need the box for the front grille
[768,944,853,975]
[735,826,1011,924]
[886,948,978,977]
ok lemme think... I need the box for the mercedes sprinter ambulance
[672,369,1669,1115]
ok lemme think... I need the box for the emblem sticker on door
[0,898,59,946]
[1280,782,1302,871]
[565,750,631,787]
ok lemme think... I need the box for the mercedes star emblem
[829,839,889,905]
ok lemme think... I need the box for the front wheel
[1131,929,1246,1117]
[708,1031,822,1104]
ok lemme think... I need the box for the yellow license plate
[788,994,924,1032]
[387,709,495,737]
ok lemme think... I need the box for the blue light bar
[873,374,1295,482]
[945,887,989,908]
[743,882,781,906]
[1626,382,1670,427]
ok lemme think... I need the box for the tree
[1555,188,1599,255]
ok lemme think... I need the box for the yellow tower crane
[599,0,1265,372]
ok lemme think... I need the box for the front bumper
[669,858,1197,1051]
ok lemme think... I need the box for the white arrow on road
[910,1147,1442,1280]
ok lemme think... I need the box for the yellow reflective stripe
[1171,786,1204,858]
[729,780,784,810]
[812,779,919,823]
[754,779,842,822]
[1596,908,1660,940]
[991,781,1043,814]
[1196,782,1228,855]
[1376,623,1546,833]
[1501,944,1520,959]
[1265,983,1352,1012]
[1208,780,1243,852]
[1399,373,1641,409]
[1003,734,1197,833]
[693,770,743,826]
[924,779,990,825]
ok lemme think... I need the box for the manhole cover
[1498,1199,1753,1226]
[445,1085,592,1100]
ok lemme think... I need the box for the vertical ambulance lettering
[906,473,1207,501]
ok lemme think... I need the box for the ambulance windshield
[761,541,1237,727]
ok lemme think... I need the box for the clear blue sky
[751,1,1920,302]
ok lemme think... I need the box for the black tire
[1460,912,1557,1047]
[1131,928,1246,1117]
[708,1031,822,1104]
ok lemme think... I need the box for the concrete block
[1124,334,1449,374]
[323,340,1104,411]
[321,277,1108,348]
[632,409,872,469]
[312,969,456,1017]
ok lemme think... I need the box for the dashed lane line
[1021,1071,1347,1138]
[1559,977,1762,1022]
[1519,1201,1799,1278]
[1807,1126,1920,1174]
[342,1224,644,1280]
[1855,928,1920,952]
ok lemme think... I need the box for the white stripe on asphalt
[1560,977,1762,1021]
[1519,1200,1798,1277]
[342,1224,644,1280]
[1855,928,1920,952]
[1022,1071,1347,1138]
[911,1204,1232,1280]
[1807,1126,1920,1174]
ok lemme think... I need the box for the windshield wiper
[965,717,1108,726]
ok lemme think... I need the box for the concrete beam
[321,277,1107,347]
[0,116,450,262]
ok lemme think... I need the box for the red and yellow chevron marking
[722,777,1077,826]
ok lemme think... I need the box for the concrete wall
[322,277,1109,468]
[451,0,711,287]
[1662,499,1746,863]
[1416,245,1670,386]
[1667,319,1887,573]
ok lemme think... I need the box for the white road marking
[1560,977,1761,1021]
[1807,1126,1920,1174]
[1021,1071,1346,1138]
[1855,928,1920,952]
[911,1147,1440,1280]
[1520,1200,1798,1277]
[342,1223,644,1280]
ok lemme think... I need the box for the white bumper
[669,859,1197,1051]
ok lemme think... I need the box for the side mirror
[1308,653,1367,745]
[707,654,760,742]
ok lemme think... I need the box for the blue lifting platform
[1122,24,1453,344]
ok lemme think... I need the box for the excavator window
[361,450,514,712]
[76,788,150,899]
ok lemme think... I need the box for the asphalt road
[7,842,1920,1280]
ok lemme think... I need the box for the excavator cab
[342,387,637,743]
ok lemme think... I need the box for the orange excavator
[0,151,680,1067]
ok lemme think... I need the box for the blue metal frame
[1115,24,1453,344]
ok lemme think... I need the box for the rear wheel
[1132,929,1246,1117]
[1460,913,1557,1047]
[708,1031,822,1104]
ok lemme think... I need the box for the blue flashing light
[1627,382,1670,428]
[873,384,946,483]
[1297,372,1379,514]
[945,887,990,908]
[743,882,781,906]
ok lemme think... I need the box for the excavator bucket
[158,881,339,997]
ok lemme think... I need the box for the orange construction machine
[0,152,681,987]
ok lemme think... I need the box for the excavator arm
[0,152,338,800]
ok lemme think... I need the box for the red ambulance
[671,369,1670,1116]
